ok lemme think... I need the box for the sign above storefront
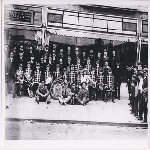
[5,9,33,24]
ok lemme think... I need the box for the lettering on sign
[9,10,32,23]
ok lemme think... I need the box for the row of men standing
[126,62,148,123]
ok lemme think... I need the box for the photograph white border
[1,0,150,148]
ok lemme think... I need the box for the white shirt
[46,76,52,84]
[81,75,89,83]
[138,78,143,92]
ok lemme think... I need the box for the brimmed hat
[36,63,40,67]
[138,62,142,65]
[80,82,87,86]
[137,71,143,77]
[104,49,107,52]
[75,47,79,51]
[83,68,88,72]
[64,80,68,85]
[46,64,50,67]
[143,68,148,73]
[132,75,137,79]
[132,78,137,86]
[19,64,23,67]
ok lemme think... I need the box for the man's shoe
[141,120,147,123]
[47,101,51,104]
[138,117,143,120]
[35,99,39,104]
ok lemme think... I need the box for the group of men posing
[5,43,122,104]
[126,62,148,123]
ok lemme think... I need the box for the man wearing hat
[81,51,87,69]
[24,64,33,96]
[137,71,144,121]
[102,49,109,67]
[16,50,25,71]
[15,64,24,97]
[110,50,119,75]
[29,54,36,73]
[45,64,53,91]
[33,63,41,83]
[89,49,96,68]
[40,57,46,81]
[114,62,122,100]
[126,63,134,102]
[72,47,79,65]
[96,51,103,68]
[142,67,148,123]
[6,51,16,96]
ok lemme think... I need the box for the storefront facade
[4,4,148,70]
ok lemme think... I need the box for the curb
[6,118,148,128]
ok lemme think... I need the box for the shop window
[122,21,137,32]
[47,13,63,23]
[142,20,148,33]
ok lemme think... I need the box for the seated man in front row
[58,81,89,106]
[76,82,90,106]
[58,80,72,105]
[35,80,51,104]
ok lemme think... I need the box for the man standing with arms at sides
[6,52,16,97]
[15,64,24,98]
[89,49,95,68]
[142,68,148,123]
[102,49,109,67]
[126,63,134,103]
[81,51,87,69]
[97,51,103,68]
[137,71,144,121]
[114,63,122,100]
[111,50,118,75]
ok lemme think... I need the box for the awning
[47,27,137,43]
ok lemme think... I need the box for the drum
[50,78,64,100]
[28,82,39,98]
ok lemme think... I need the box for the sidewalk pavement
[5,83,148,127]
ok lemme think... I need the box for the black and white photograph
[1,0,149,148]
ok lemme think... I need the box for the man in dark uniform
[142,67,148,123]
[102,49,109,67]
[44,45,50,56]
[96,51,103,68]
[40,57,46,81]
[6,52,16,96]
[72,47,79,65]
[111,50,118,75]
[89,49,96,68]
[16,50,25,70]
[56,48,64,64]
[102,61,112,102]
[15,64,24,97]
[30,54,36,73]
[114,63,122,100]
[126,64,134,102]
[81,51,87,69]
